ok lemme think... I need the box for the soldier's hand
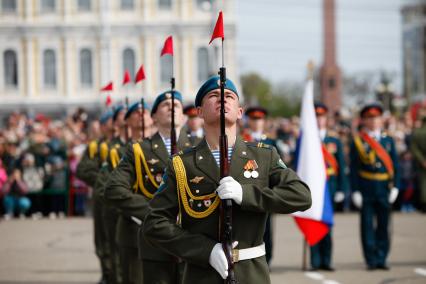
[388,187,399,204]
[209,242,238,279]
[217,176,243,205]
[352,191,363,209]
[334,191,345,203]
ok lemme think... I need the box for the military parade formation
[1,7,426,284]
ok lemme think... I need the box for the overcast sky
[236,0,404,89]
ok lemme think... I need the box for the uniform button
[150,168,154,172]
[154,144,158,149]
[242,151,247,155]
[196,190,200,193]
[199,156,203,160]
[197,203,202,208]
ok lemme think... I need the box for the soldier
[350,103,399,270]
[142,76,311,283]
[76,110,114,284]
[183,104,204,146]
[242,106,277,266]
[310,103,348,271]
[104,90,195,284]
[411,107,426,212]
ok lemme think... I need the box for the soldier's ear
[197,106,204,119]
[237,107,243,120]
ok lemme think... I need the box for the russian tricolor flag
[293,80,333,246]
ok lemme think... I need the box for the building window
[41,0,55,12]
[196,0,212,11]
[43,49,57,88]
[1,0,16,12]
[197,47,209,82]
[158,0,171,10]
[160,51,172,84]
[80,49,93,87]
[121,0,134,10]
[3,49,18,88]
[78,0,91,11]
[122,48,135,79]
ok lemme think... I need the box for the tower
[320,0,342,113]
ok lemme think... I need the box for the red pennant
[161,36,173,56]
[122,70,131,85]
[105,95,112,106]
[100,81,113,92]
[135,65,146,83]
[209,11,224,44]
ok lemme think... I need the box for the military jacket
[104,131,195,258]
[350,131,400,200]
[143,136,311,284]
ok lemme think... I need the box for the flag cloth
[161,36,173,56]
[293,80,333,246]
[100,82,113,92]
[135,65,146,83]
[209,11,224,44]
[122,70,131,85]
[105,95,112,106]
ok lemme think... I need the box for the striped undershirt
[211,147,234,167]
[163,137,171,155]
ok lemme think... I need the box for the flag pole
[302,239,308,271]
[170,50,177,155]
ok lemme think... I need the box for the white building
[0,0,237,116]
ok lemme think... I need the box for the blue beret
[112,105,124,121]
[151,90,183,115]
[195,76,238,107]
[100,110,113,125]
[124,101,150,120]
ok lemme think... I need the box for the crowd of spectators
[0,106,424,220]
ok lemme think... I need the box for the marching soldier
[310,103,348,271]
[183,104,204,146]
[104,91,195,284]
[76,110,114,284]
[411,107,426,212]
[242,106,278,266]
[350,103,399,270]
[142,76,311,283]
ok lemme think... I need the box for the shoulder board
[246,141,272,149]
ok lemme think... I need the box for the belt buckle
[232,249,239,263]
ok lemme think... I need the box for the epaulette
[246,141,272,149]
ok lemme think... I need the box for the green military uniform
[97,137,126,284]
[350,104,400,269]
[142,136,311,284]
[76,139,111,284]
[105,130,194,284]
[411,117,426,211]
[311,132,348,270]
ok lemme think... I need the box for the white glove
[334,191,345,203]
[352,191,363,209]
[217,176,243,205]
[389,187,399,204]
[209,242,238,279]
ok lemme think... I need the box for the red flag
[209,11,224,44]
[105,95,112,106]
[122,70,131,85]
[135,65,146,83]
[161,36,173,56]
[100,81,113,92]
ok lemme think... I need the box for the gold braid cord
[354,135,376,165]
[110,147,120,169]
[133,143,159,199]
[88,141,98,159]
[100,142,109,163]
[172,156,220,219]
